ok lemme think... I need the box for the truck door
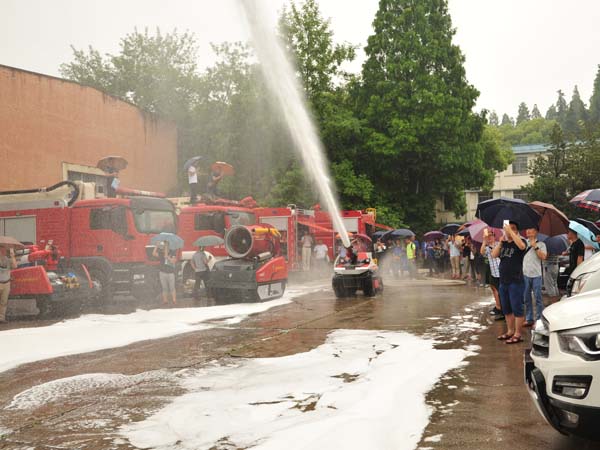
[73,206,132,260]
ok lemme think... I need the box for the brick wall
[0,65,178,194]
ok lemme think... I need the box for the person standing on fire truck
[0,246,17,323]
[188,164,199,205]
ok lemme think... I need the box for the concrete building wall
[0,65,178,194]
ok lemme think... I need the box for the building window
[512,155,529,174]
[513,190,529,202]
[478,191,492,203]
[68,171,108,196]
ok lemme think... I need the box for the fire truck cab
[0,182,177,304]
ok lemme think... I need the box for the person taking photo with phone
[492,221,527,344]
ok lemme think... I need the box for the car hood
[545,288,600,332]
[570,251,600,279]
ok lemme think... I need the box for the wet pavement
[0,278,599,449]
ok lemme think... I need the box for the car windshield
[133,209,176,234]
[227,211,256,227]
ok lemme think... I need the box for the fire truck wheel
[363,281,374,297]
[36,295,52,318]
[88,267,113,304]
[332,280,348,298]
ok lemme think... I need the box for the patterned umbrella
[570,189,600,212]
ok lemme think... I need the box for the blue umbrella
[193,235,224,247]
[183,156,204,171]
[568,220,600,250]
[150,232,185,250]
[544,234,569,256]
[573,218,600,236]
[476,197,541,230]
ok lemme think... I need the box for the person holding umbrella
[564,228,585,276]
[492,221,527,344]
[151,237,181,306]
[0,244,18,323]
[191,245,210,301]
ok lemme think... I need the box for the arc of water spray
[238,0,351,249]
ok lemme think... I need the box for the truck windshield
[227,211,256,227]
[133,210,176,234]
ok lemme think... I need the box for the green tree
[564,85,588,137]
[555,89,568,126]
[488,110,499,126]
[279,0,355,107]
[498,117,557,145]
[356,0,499,231]
[524,123,571,210]
[278,0,373,209]
[501,113,514,126]
[516,102,530,124]
[589,65,600,125]
[531,104,542,119]
[545,104,557,120]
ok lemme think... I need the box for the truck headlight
[558,325,600,361]
[571,272,593,295]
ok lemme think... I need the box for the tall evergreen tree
[357,0,496,228]
[516,102,531,124]
[589,65,600,125]
[564,85,588,137]
[555,89,568,126]
[501,113,513,126]
[531,104,542,119]
[545,104,557,120]
[488,110,499,126]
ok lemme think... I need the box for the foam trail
[238,0,351,248]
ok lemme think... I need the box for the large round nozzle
[225,225,281,259]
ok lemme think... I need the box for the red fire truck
[257,206,390,270]
[0,181,177,304]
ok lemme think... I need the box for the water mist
[238,0,351,249]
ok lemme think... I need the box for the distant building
[436,143,548,224]
[0,64,178,196]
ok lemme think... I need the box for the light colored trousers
[0,282,10,321]
[302,247,312,271]
[543,260,560,297]
[450,256,460,276]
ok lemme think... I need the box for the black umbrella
[384,228,415,241]
[372,231,387,241]
[457,228,470,237]
[440,223,461,235]
[573,218,600,237]
[183,156,204,171]
[570,189,600,212]
[476,197,541,230]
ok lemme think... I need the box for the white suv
[526,288,600,440]
[567,252,600,297]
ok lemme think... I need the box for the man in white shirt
[313,240,329,270]
[188,165,198,204]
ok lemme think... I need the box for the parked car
[566,252,600,297]
[557,255,571,290]
[525,288,600,440]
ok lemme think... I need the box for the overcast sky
[2,1,600,118]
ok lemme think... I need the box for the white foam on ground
[0,286,322,374]
[121,329,469,450]
[5,371,171,411]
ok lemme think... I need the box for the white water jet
[238,0,351,248]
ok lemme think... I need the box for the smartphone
[503,220,509,227]
[483,228,489,237]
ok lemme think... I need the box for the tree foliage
[59,1,512,232]
[516,102,530,124]
[525,123,600,219]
